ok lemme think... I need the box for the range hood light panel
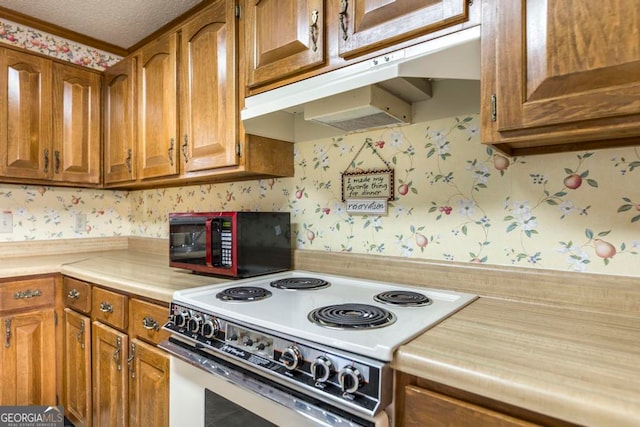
[304,85,412,132]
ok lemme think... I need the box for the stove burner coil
[373,290,432,307]
[308,304,396,329]
[270,277,330,290]
[216,286,272,302]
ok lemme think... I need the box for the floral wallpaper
[0,185,130,239]
[0,18,121,70]
[1,115,639,278]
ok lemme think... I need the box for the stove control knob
[338,365,363,394]
[175,310,189,328]
[188,315,202,333]
[201,318,219,339]
[281,346,302,370]
[311,356,333,383]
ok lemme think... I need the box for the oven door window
[205,389,276,427]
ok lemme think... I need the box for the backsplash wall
[3,115,638,277]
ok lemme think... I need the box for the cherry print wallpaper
[1,114,639,277]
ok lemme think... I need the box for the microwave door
[207,218,222,267]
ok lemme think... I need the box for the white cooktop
[173,270,477,361]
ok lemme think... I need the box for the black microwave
[169,211,291,278]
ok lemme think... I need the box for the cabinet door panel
[92,322,128,427]
[138,33,179,180]
[0,309,56,406]
[0,48,52,179]
[52,63,101,184]
[246,0,325,87]
[64,309,92,427]
[128,339,169,427]
[338,0,468,58]
[496,0,640,132]
[104,57,137,184]
[180,0,238,172]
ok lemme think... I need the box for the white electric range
[161,270,477,427]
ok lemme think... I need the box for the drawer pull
[67,289,81,300]
[127,343,136,379]
[339,0,349,41]
[100,302,114,313]
[113,337,122,371]
[142,316,159,331]
[14,289,42,300]
[4,319,11,348]
[77,319,85,349]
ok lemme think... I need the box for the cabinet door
[52,63,101,184]
[338,0,469,58]
[180,0,239,173]
[64,309,92,427]
[138,33,179,180]
[128,339,169,427]
[103,57,137,185]
[0,48,52,180]
[404,385,535,427]
[92,322,128,427]
[0,309,56,405]
[245,0,325,88]
[484,0,640,153]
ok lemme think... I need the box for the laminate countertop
[392,297,640,427]
[1,245,638,426]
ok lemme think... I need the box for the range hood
[241,26,481,142]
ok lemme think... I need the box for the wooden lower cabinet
[62,277,170,427]
[93,321,129,427]
[396,373,576,427]
[64,308,92,427]
[0,309,57,406]
[128,339,169,427]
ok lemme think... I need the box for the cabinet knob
[67,289,81,299]
[100,301,114,313]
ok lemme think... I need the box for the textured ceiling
[1,0,203,49]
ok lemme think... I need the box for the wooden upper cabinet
[482,0,640,155]
[104,56,137,185]
[0,48,52,180]
[338,0,469,58]
[138,33,179,180]
[245,0,326,88]
[180,0,239,172]
[52,63,101,184]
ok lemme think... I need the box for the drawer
[129,299,171,345]
[63,277,92,314]
[92,287,128,331]
[0,276,55,312]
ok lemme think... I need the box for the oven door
[162,340,389,427]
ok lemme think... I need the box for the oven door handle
[159,338,380,427]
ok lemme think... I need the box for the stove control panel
[164,303,391,416]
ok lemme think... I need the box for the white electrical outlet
[0,211,13,233]
[74,213,87,233]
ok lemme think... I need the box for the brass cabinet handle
[77,319,85,349]
[54,150,61,174]
[99,302,113,313]
[339,0,349,41]
[67,289,80,299]
[182,135,189,163]
[43,149,50,173]
[127,342,136,379]
[125,149,133,173]
[4,319,11,348]
[14,289,42,299]
[113,336,122,371]
[310,9,319,52]
[168,138,175,166]
[142,316,159,331]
